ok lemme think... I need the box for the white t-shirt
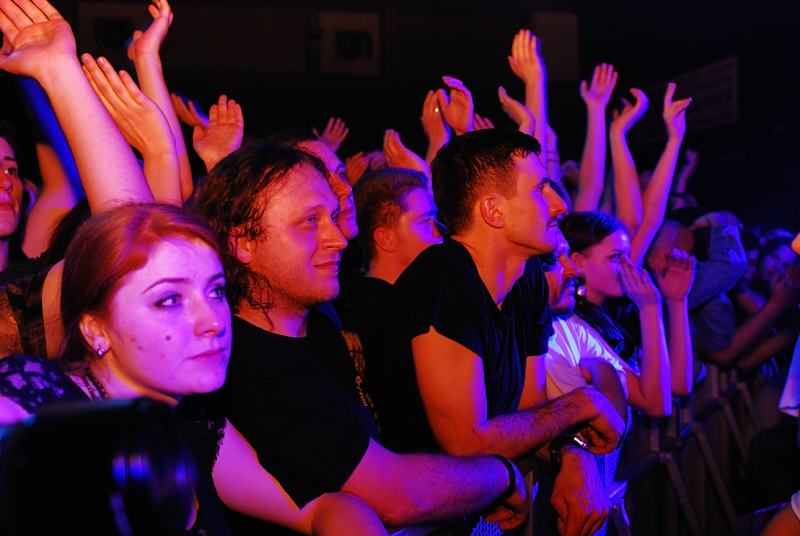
[544,313,629,401]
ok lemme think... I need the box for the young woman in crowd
[0,203,388,536]
[560,211,695,407]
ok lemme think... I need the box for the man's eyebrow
[2,156,16,163]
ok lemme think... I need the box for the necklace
[82,369,109,401]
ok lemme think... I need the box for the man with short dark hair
[336,168,443,361]
[372,129,625,536]
[195,143,529,534]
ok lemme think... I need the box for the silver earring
[96,346,107,357]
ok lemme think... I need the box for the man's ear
[79,313,108,356]
[230,233,253,264]
[569,250,585,270]
[373,227,396,253]
[478,194,505,229]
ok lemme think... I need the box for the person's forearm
[580,359,627,424]
[38,56,151,211]
[545,134,561,200]
[133,54,193,200]
[736,324,800,372]
[708,299,785,366]
[666,298,693,396]
[141,144,182,205]
[442,388,600,460]
[524,80,548,151]
[609,127,643,236]
[639,137,682,234]
[425,137,447,166]
[634,303,672,416]
[17,77,81,193]
[573,106,607,213]
[342,441,514,526]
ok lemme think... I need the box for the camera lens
[0,398,196,536]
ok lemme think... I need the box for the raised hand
[0,0,76,79]
[498,86,535,136]
[382,129,431,178]
[171,93,209,129]
[192,94,244,172]
[620,255,661,308]
[769,265,800,310]
[580,63,618,110]
[81,53,180,205]
[436,76,474,136]
[82,54,171,156]
[653,247,696,300]
[507,29,545,86]
[421,89,450,145]
[344,151,370,186]
[473,114,495,131]
[312,117,349,153]
[610,88,649,134]
[663,82,692,141]
[127,0,172,61]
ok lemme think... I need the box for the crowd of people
[0,0,798,535]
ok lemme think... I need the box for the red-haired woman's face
[87,238,231,405]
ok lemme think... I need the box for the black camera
[0,398,196,536]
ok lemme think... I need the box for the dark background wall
[2,0,799,228]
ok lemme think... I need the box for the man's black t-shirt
[371,237,553,453]
[336,276,393,383]
[220,311,378,514]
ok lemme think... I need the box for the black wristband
[490,454,517,503]
[548,434,590,466]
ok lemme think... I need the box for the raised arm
[507,30,548,149]
[671,148,698,210]
[608,89,648,239]
[16,77,83,257]
[127,0,193,201]
[82,53,181,205]
[420,89,450,165]
[572,63,617,213]
[0,0,151,210]
[630,83,691,264]
[653,247,696,396]
[619,257,672,416]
